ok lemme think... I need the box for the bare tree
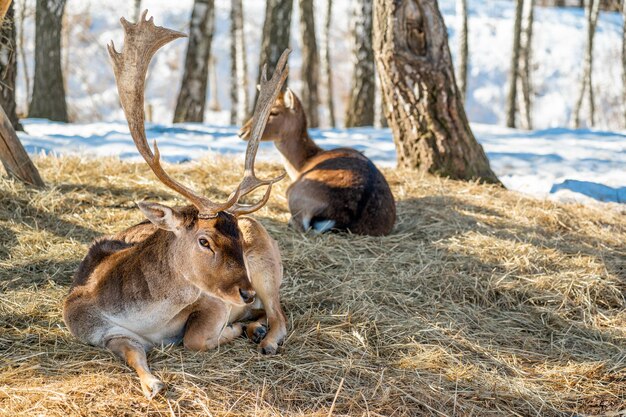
[373,0,499,184]
[133,0,141,22]
[505,0,524,128]
[518,0,535,130]
[0,2,44,187]
[208,56,220,112]
[623,0,626,126]
[255,0,292,107]
[230,0,248,125]
[173,0,215,123]
[16,0,31,110]
[0,3,22,130]
[456,0,468,100]
[345,0,375,127]
[298,0,320,127]
[572,0,600,128]
[320,0,335,127]
[29,0,68,122]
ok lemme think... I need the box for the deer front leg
[246,245,287,355]
[183,296,243,351]
[107,337,164,400]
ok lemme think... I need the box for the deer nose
[239,288,256,304]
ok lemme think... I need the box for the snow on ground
[18,120,626,205]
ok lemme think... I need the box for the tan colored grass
[0,155,624,416]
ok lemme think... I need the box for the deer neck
[274,129,322,181]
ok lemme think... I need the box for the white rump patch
[312,219,336,234]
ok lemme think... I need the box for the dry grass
[0,155,624,417]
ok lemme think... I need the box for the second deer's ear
[284,88,296,110]
[137,202,185,233]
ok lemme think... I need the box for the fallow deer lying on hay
[240,89,396,236]
[63,12,288,399]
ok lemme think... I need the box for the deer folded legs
[107,337,165,400]
[183,296,244,351]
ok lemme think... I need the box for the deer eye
[269,111,279,116]
[198,238,212,251]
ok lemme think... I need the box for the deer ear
[138,202,185,233]
[284,88,295,110]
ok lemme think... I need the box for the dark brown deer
[63,12,289,399]
[240,88,396,236]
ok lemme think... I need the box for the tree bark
[456,0,468,101]
[173,0,215,123]
[505,0,524,128]
[320,0,335,127]
[229,0,248,126]
[29,0,67,122]
[345,0,375,127]
[255,0,292,108]
[572,0,599,128]
[208,55,220,111]
[17,0,30,110]
[622,0,626,127]
[298,0,320,127]
[518,0,535,130]
[0,3,22,130]
[133,0,141,22]
[373,0,499,184]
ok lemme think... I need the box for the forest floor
[0,156,624,416]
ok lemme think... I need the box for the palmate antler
[108,10,288,217]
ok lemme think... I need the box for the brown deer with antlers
[63,12,288,399]
[240,89,396,236]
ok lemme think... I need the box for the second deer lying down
[240,89,396,236]
[64,12,289,399]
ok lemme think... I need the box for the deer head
[108,11,288,305]
[239,88,307,143]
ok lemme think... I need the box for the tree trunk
[320,0,335,127]
[208,55,220,111]
[456,0,468,101]
[0,3,22,130]
[133,0,141,22]
[518,0,535,130]
[298,0,319,127]
[572,0,600,128]
[173,0,215,123]
[505,0,524,128]
[29,0,67,122]
[229,0,248,126]
[345,0,375,127]
[373,0,499,184]
[254,0,292,108]
[17,0,30,110]
[622,0,626,127]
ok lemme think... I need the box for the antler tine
[108,10,240,216]
[229,49,290,215]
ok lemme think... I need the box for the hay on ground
[0,155,624,416]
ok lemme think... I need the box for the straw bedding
[0,155,624,416]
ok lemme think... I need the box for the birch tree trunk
[456,0,468,100]
[255,0,292,107]
[373,0,499,184]
[173,0,215,123]
[229,0,248,125]
[299,0,320,127]
[17,0,30,109]
[28,0,67,122]
[505,0,523,128]
[345,0,375,127]
[572,0,600,128]
[622,0,626,127]
[133,0,141,22]
[320,0,335,127]
[518,0,535,130]
[0,3,22,130]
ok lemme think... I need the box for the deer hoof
[251,325,267,344]
[142,378,165,400]
[259,342,278,355]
